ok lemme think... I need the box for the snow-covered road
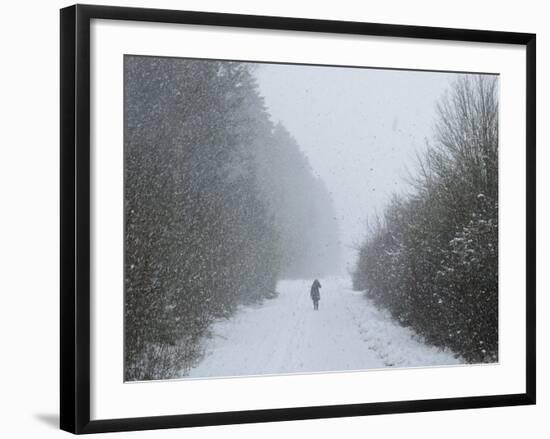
[186,277,461,378]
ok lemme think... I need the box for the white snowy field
[186,277,462,379]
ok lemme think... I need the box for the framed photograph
[60,4,536,434]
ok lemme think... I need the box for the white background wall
[0,0,546,437]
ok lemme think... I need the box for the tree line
[352,75,498,363]
[124,56,339,381]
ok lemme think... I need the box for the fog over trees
[124,56,339,380]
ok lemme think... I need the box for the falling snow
[123,56,497,381]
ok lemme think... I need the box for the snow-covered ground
[186,277,462,378]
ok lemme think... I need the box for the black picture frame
[60,3,536,434]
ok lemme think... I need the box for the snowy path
[186,277,461,378]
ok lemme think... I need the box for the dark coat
[310,279,321,301]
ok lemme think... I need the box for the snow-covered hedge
[353,76,499,363]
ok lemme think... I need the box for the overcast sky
[255,64,461,272]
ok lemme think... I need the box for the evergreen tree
[124,57,340,380]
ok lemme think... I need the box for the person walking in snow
[310,279,322,310]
